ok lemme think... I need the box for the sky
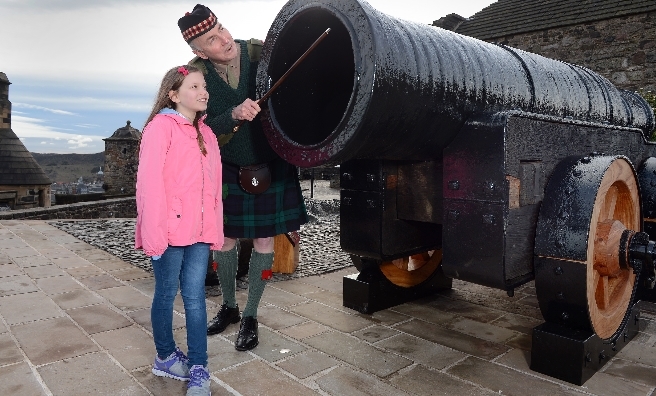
[0,0,497,154]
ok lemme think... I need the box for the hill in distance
[31,152,105,184]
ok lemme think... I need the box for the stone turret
[0,72,52,209]
[103,121,141,196]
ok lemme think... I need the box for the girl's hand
[231,98,261,121]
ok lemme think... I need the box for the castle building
[0,72,52,210]
[103,121,141,196]
[434,0,656,92]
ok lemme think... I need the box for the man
[177,4,308,352]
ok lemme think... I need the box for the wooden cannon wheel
[586,158,639,339]
[535,156,640,340]
[379,250,442,288]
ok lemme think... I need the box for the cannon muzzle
[257,0,655,167]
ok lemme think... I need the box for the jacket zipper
[200,140,205,237]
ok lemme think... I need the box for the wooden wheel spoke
[601,185,619,222]
[595,274,610,310]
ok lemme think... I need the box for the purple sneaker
[152,347,189,381]
[186,365,211,396]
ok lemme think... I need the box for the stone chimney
[0,72,10,129]
[103,121,141,196]
[432,13,467,31]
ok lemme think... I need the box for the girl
[135,65,222,396]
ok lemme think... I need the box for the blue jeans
[151,243,209,367]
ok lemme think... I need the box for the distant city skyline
[0,0,497,154]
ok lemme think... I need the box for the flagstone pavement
[2,219,656,395]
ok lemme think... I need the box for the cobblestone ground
[50,197,352,295]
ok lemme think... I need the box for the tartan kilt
[222,158,308,239]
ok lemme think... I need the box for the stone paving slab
[92,325,154,371]
[36,274,85,295]
[496,348,653,396]
[279,320,331,340]
[67,304,133,334]
[37,352,149,396]
[1,220,656,395]
[78,273,125,290]
[447,356,586,396]
[314,366,410,396]
[0,290,63,324]
[11,316,99,365]
[215,360,320,396]
[394,319,509,360]
[352,324,400,343]
[65,264,107,279]
[290,301,373,333]
[374,333,467,370]
[96,285,152,312]
[23,263,67,279]
[304,331,412,377]
[275,350,339,379]
[390,364,495,396]
[257,305,307,330]
[0,332,23,366]
[0,361,47,396]
[224,327,308,363]
[51,289,104,310]
[0,273,39,296]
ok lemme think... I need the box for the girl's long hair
[145,65,207,156]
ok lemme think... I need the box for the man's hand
[231,98,261,121]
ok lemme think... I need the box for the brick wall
[486,11,656,92]
[0,197,136,220]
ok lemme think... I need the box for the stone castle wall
[486,11,656,92]
[0,197,136,220]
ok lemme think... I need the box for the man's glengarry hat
[178,4,217,43]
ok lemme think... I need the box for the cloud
[67,136,94,149]
[11,115,106,153]
[12,93,152,113]
[0,0,280,12]
[13,102,77,116]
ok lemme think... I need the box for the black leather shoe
[207,304,240,335]
[235,316,258,351]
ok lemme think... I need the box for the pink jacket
[134,111,224,256]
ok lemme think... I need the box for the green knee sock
[243,251,274,318]
[214,246,238,308]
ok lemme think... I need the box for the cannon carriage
[256,0,656,384]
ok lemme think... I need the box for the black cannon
[257,0,656,385]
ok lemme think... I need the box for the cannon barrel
[256,0,655,167]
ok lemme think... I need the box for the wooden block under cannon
[530,302,644,385]
[272,233,299,273]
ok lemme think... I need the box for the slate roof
[0,128,52,186]
[451,0,656,40]
[104,120,141,141]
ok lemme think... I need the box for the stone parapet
[0,197,136,220]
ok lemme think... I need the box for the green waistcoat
[194,40,277,166]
